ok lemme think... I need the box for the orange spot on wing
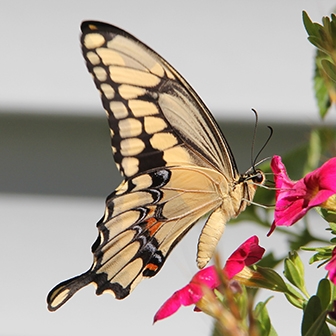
[145,263,159,272]
[146,217,162,236]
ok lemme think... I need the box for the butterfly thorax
[233,169,265,213]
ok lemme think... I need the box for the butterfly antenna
[250,108,259,170]
[253,125,273,168]
[249,108,273,171]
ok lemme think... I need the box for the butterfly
[47,21,265,311]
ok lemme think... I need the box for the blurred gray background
[1,1,335,335]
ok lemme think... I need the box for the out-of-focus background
[1,2,335,335]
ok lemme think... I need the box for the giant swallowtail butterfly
[47,21,265,311]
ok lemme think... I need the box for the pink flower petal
[153,283,204,322]
[190,265,219,288]
[305,157,336,207]
[270,156,336,232]
[153,236,265,322]
[326,247,336,285]
[224,236,265,279]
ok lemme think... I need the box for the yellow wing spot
[100,234,139,271]
[101,83,115,99]
[129,100,159,117]
[112,191,154,217]
[131,174,153,191]
[100,231,135,261]
[48,288,71,309]
[112,258,143,288]
[130,272,144,291]
[118,85,146,99]
[107,35,155,71]
[121,157,139,176]
[96,48,125,66]
[107,35,145,60]
[84,33,106,49]
[100,288,116,298]
[87,24,99,30]
[163,146,192,165]
[165,68,175,80]
[110,128,114,137]
[149,62,164,77]
[86,51,100,65]
[150,132,178,151]
[93,66,107,82]
[109,101,128,119]
[115,180,129,195]
[111,146,117,154]
[119,118,142,138]
[144,116,167,134]
[109,66,160,87]
[120,138,145,156]
[104,210,139,239]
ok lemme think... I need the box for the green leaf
[303,11,319,37]
[316,207,336,225]
[314,50,335,119]
[314,61,331,118]
[284,252,307,294]
[308,36,329,53]
[303,11,336,56]
[302,245,333,265]
[291,251,305,278]
[329,222,336,232]
[331,14,336,46]
[304,11,336,118]
[251,266,289,293]
[316,278,332,310]
[284,283,306,309]
[321,59,336,82]
[322,16,332,39]
[308,251,329,264]
[254,301,278,336]
[331,281,336,301]
[301,296,330,336]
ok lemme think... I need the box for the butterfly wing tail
[47,270,93,311]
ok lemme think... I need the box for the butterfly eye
[253,171,264,184]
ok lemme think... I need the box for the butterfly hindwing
[47,165,225,310]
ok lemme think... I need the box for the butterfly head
[251,169,265,185]
[239,168,265,186]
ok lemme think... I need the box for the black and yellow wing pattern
[47,21,264,311]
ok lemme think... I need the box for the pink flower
[268,155,336,235]
[153,236,265,323]
[326,247,336,285]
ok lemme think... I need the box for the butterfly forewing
[81,21,238,178]
[47,21,264,312]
